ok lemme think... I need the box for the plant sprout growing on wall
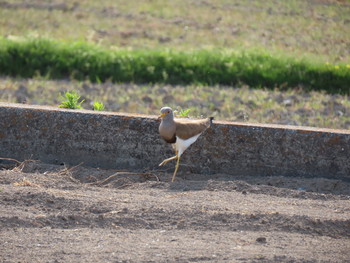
[58,91,84,109]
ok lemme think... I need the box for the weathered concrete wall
[1,102,349,180]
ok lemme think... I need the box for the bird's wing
[175,118,211,140]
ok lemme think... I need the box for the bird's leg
[159,155,178,166]
[171,154,181,182]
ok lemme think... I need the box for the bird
[158,107,213,182]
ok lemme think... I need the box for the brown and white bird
[158,107,213,182]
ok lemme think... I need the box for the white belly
[173,133,201,157]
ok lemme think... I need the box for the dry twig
[12,159,38,172]
[0,157,22,169]
[53,162,84,183]
[89,171,160,186]
[0,157,21,164]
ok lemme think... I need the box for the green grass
[93,101,105,111]
[175,108,191,118]
[0,38,349,94]
[58,91,84,109]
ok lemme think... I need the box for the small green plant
[93,101,105,111]
[175,108,191,118]
[59,91,84,109]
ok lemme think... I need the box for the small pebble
[256,237,267,243]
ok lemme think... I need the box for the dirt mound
[1,161,349,262]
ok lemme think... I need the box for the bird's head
[159,107,173,120]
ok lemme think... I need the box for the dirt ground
[0,160,349,263]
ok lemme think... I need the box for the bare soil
[1,161,350,263]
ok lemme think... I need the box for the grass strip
[0,38,349,94]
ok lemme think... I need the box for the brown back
[175,118,211,140]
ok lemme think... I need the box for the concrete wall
[1,102,349,180]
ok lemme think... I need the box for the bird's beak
[158,112,167,119]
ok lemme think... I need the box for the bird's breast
[159,121,176,143]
